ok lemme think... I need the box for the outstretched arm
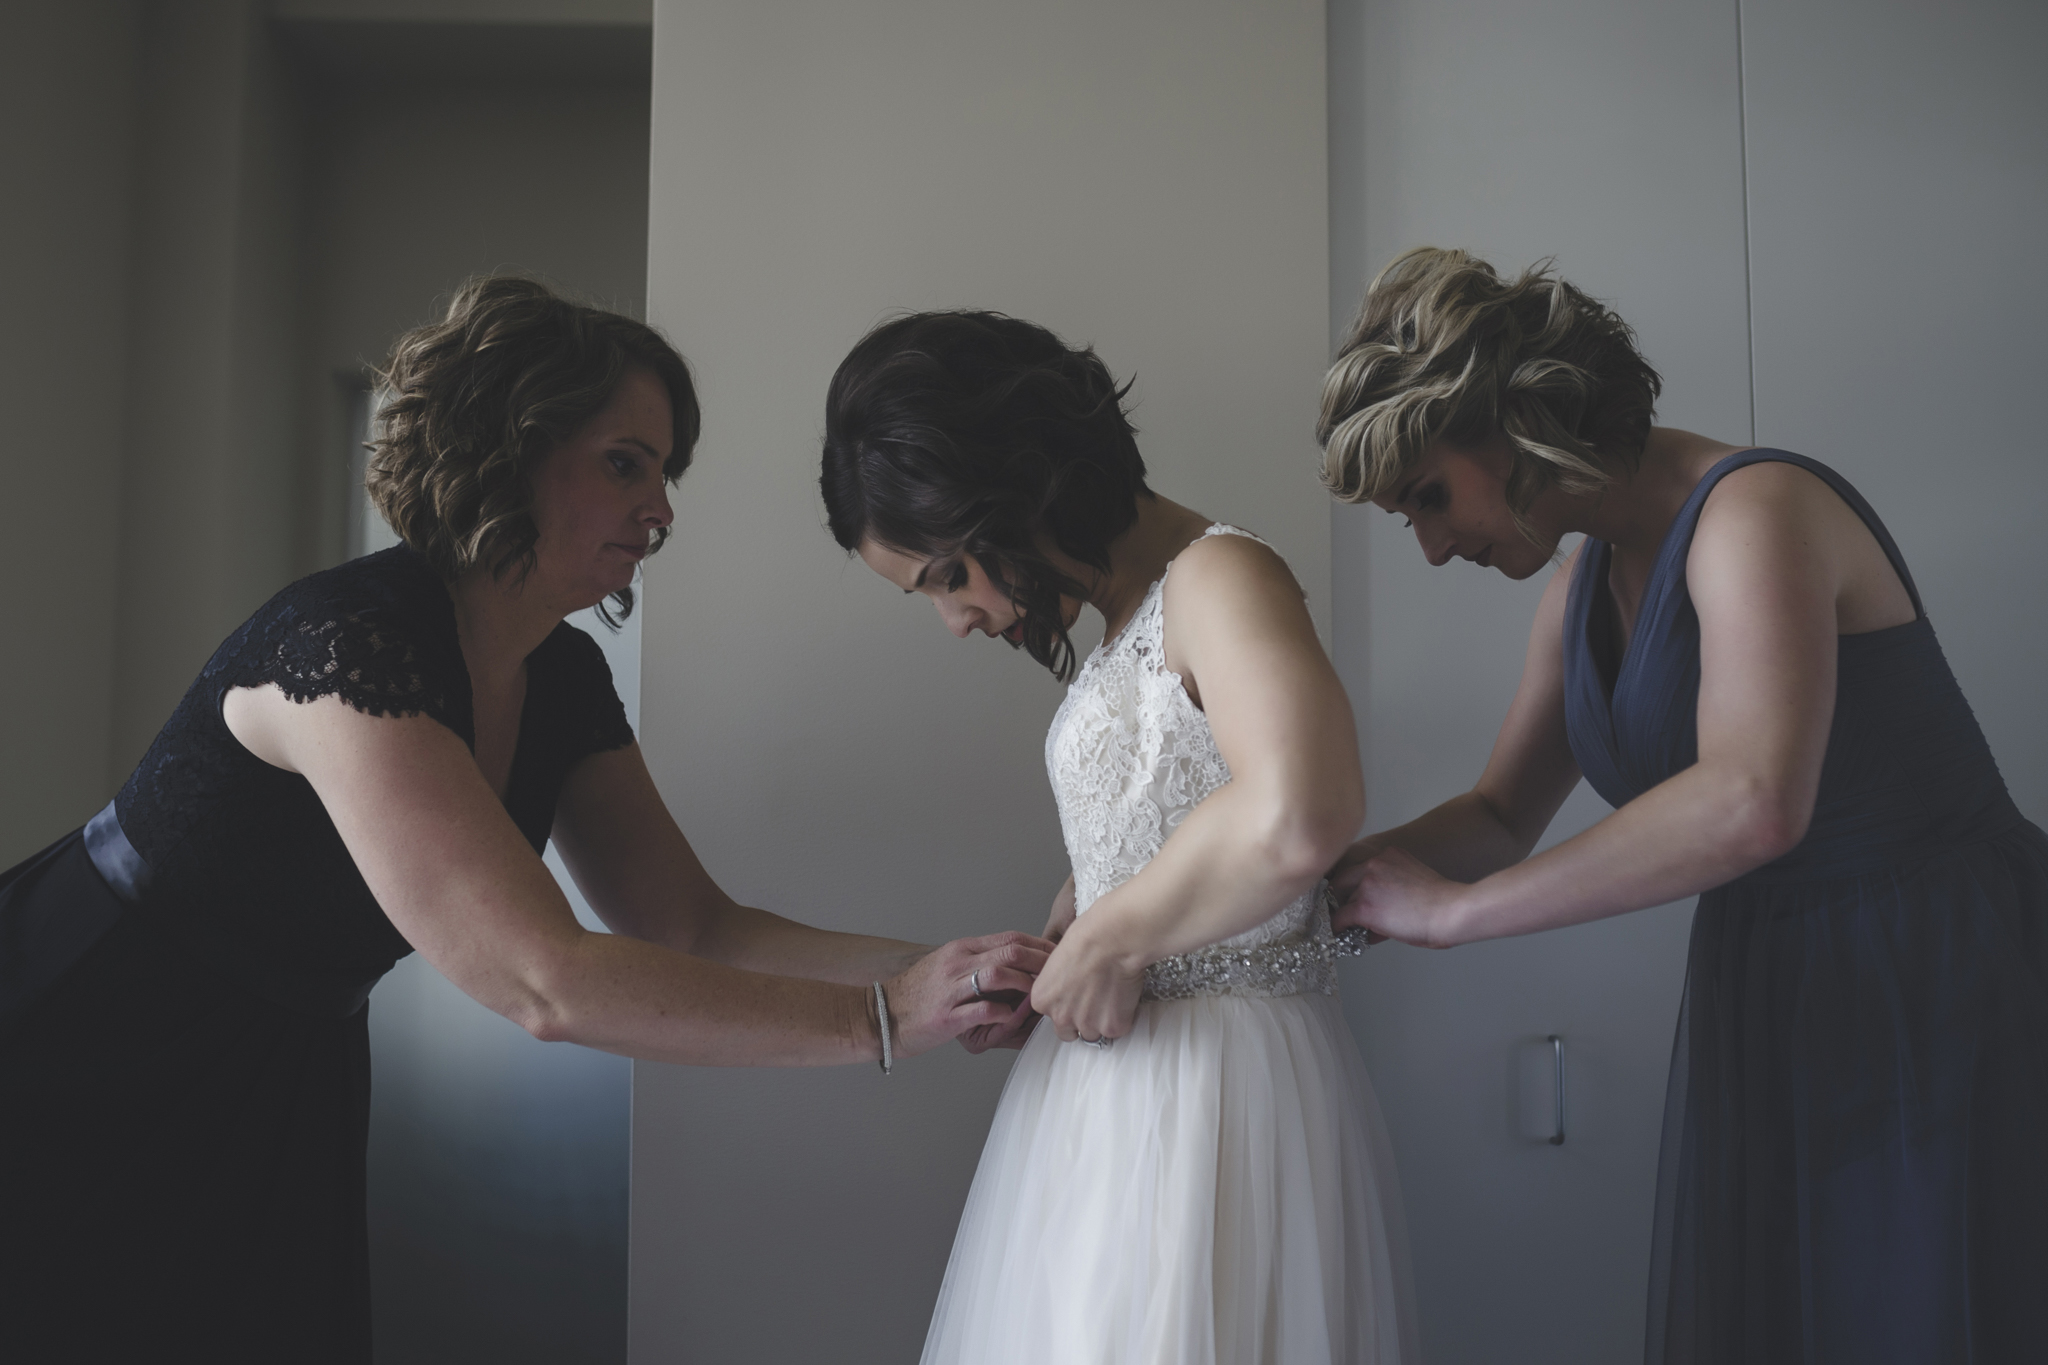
[1343,464,1862,947]
[1331,549,1585,893]
[224,686,1047,1064]
[1030,534,1364,1041]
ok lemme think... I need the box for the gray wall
[0,0,303,857]
[1329,1,2047,1360]
[110,0,312,783]
[632,1,1329,1359]
[0,0,142,868]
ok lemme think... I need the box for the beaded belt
[1140,902,1371,1002]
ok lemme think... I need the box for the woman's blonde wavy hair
[367,276,699,623]
[1318,248,1661,537]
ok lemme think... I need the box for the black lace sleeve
[111,548,475,928]
[213,548,470,734]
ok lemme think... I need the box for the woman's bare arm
[1331,550,1586,891]
[223,686,1045,1064]
[1346,463,1888,946]
[1030,533,1364,1040]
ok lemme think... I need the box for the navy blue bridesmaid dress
[1562,450,2048,1363]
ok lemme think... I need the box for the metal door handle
[1547,1035,1565,1146]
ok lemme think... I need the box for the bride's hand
[1332,847,1469,949]
[884,932,1054,1058]
[1028,916,1144,1045]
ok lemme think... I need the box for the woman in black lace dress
[0,278,1049,1363]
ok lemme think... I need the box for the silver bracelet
[872,981,894,1076]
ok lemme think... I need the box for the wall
[0,0,142,868]
[1328,1,2047,1360]
[2,0,305,844]
[633,1,1329,1359]
[108,0,310,785]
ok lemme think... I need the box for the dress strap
[1168,523,1299,597]
[1112,523,1282,658]
[1196,522,1272,551]
[1156,522,1277,584]
[1670,449,1926,620]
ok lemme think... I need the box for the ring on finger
[1081,1035,1113,1050]
[969,969,984,1000]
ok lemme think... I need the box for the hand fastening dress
[920,525,1417,1365]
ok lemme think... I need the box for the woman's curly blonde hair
[1318,248,1661,535]
[367,276,700,623]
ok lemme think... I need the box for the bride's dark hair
[820,310,1151,682]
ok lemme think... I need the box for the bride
[820,311,1417,1364]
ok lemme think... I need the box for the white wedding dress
[920,526,1417,1365]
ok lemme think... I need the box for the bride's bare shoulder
[1159,527,1319,691]
[1165,525,1301,601]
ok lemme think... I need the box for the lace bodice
[1046,525,1321,960]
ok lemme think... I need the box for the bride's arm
[1030,534,1363,1041]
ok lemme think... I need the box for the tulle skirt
[1648,821,2048,1363]
[921,991,1415,1365]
